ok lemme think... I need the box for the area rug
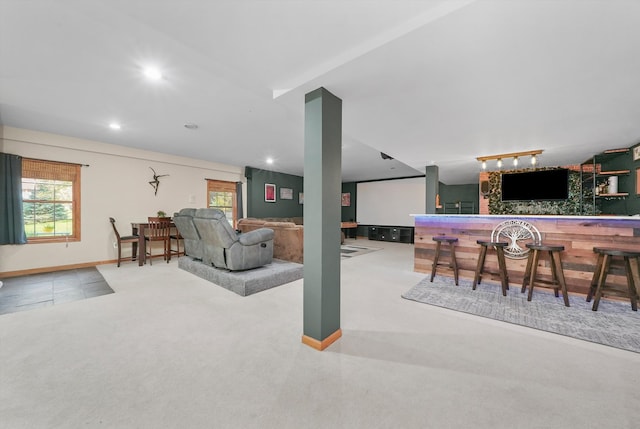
[340,244,381,259]
[402,276,640,353]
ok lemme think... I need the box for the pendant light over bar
[476,149,543,170]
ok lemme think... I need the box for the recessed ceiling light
[266,157,274,165]
[184,123,198,130]
[109,122,121,130]
[143,67,163,81]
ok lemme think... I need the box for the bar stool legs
[587,247,640,311]
[473,240,509,296]
[585,251,605,304]
[521,243,570,307]
[430,236,459,285]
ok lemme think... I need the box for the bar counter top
[412,213,640,221]
[412,214,640,295]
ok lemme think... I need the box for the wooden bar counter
[413,214,640,295]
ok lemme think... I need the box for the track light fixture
[476,150,543,170]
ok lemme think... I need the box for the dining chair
[109,217,139,267]
[169,229,183,259]
[145,217,171,264]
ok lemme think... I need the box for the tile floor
[0,267,113,315]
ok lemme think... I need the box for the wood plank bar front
[413,214,640,295]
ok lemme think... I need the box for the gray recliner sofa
[192,208,274,271]
[172,208,204,260]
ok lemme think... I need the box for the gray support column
[425,165,439,214]
[302,87,342,351]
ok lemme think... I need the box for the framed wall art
[341,192,351,207]
[299,192,304,204]
[265,183,276,202]
[634,145,640,161]
[280,187,293,200]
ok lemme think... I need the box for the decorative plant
[157,210,167,217]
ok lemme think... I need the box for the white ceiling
[2,0,640,184]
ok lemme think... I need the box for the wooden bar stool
[586,247,640,311]
[473,240,510,296]
[430,236,459,285]
[521,243,570,307]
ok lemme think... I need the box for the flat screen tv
[501,169,569,201]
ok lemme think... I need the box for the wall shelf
[581,148,630,215]
[599,170,630,175]
[597,193,628,198]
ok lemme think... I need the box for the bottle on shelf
[608,176,618,194]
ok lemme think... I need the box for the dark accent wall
[600,152,628,215]
[600,145,640,215]
[245,166,303,218]
[631,144,640,215]
[589,144,640,216]
[341,182,356,222]
[439,182,480,213]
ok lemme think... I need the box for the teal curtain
[236,181,244,220]
[0,153,27,244]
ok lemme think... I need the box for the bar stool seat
[473,240,510,296]
[521,243,570,307]
[430,236,459,285]
[586,247,640,311]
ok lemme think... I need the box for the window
[22,159,81,242]
[207,180,237,227]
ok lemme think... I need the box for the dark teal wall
[341,182,356,222]
[598,146,640,215]
[244,169,356,220]
[631,144,640,215]
[439,182,480,213]
[245,166,303,218]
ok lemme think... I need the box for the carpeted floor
[2,240,639,429]
[402,275,640,353]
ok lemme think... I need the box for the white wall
[0,126,244,274]
[356,177,425,226]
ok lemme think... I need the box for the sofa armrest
[238,228,274,245]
